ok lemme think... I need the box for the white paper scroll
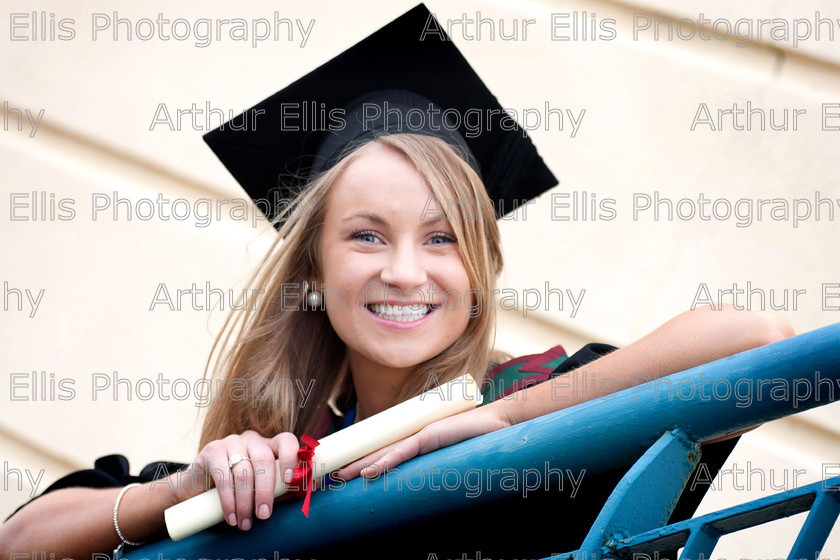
[165,373,483,541]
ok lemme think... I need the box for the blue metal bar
[605,477,840,558]
[135,323,840,558]
[576,429,700,559]
[787,487,840,560]
[680,526,720,560]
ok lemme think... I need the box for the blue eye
[429,233,456,245]
[351,230,380,244]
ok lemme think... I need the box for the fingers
[360,438,422,478]
[335,446,392,481]
[264,433,300,516]
[247,441,276,521]
[334,436,423,481]
[227,440,256,530]
[194,430,301,532]
[334,419,459,481]
[196,437,239,528]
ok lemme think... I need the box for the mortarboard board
[203,3,557,226]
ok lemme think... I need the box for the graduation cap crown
[204,3,557,226]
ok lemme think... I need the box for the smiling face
[317,141,473,385]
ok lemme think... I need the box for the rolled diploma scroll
[165,373,482,541]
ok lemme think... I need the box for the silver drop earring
[307,289,322,309]
[306,282,322,309]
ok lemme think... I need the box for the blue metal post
[575,429,700,558]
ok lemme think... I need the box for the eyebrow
[340,212,449,226]
[341,211,387,225]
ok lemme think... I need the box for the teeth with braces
[368,303,433,322]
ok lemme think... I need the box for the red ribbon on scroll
[289,434,320,517]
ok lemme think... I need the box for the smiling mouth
[366,303,438,322]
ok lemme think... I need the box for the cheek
[321,247,354,284]
[439,262,475,316]
[444,259,472,295]
[321,253,377,309]
[451,265,479,320]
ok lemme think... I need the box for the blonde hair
[199,134,503,447]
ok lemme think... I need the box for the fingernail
[258,504,270,519]
[228,513,237,526]
[359,468,368,477]
[241,518,251,531]
[283,468,294,483]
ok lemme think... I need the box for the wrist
[120,477,185,541]
[165,465,206,506]
[154,475,186,510]
[113,483,145,553]
[481,398,516,431]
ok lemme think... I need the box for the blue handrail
[133,322,840,558]
[558,475,840,559]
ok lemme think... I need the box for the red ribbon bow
[289,434,320,517]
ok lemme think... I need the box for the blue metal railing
[556,429,840,559]
[133,322,840,558]
[586,475,840,559]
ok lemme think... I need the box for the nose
[380,243,428,294]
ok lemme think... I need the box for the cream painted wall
[1,0,838,555]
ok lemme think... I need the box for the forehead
[325,143,437,221]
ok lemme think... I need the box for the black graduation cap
[204,3,557,225]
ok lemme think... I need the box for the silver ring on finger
[228,454,252,470]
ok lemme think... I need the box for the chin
[371,350,439,371]
[381,356,430,370]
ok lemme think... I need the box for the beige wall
[1,0,839,554]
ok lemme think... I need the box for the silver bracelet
[113,482,143,559]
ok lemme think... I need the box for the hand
[168,430,301,531]
[334,404,511,481]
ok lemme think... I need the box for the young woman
[0,8,793,559]
[0,131,792,559]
